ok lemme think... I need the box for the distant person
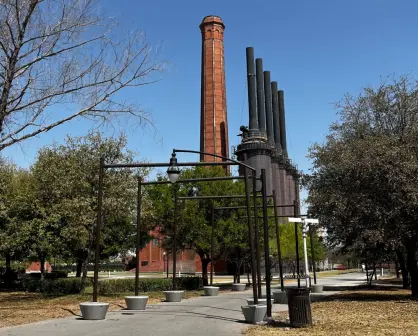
[361,264,366,272]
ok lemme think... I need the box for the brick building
[135,15,230,275]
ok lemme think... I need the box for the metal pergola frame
[93,149,264,310]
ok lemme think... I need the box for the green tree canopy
[306,76,418,295]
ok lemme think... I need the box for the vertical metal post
[261,169,272,318]
[93,157,105,302]
[135,178,142,296]
[210,206,215,286]
[302,221,310,288]
[294,200,301,288]
[166,253,169,278]
[252,170,262,298]
[272,190,284,292]
[309,224,317,285]
[172,185,178,290]
[244,167,258,304]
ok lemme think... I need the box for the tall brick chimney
[200,16,229,169]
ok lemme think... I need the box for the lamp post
[288,217,319,288]
[135,177,142,296]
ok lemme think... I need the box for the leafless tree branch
[0,0,164,151]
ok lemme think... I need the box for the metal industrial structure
[234,47,301,218]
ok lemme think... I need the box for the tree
[306,76,418,296]
[0,160,34,285]
[31,131,150,283]
[0,0,163,151]
[145,166,248,286]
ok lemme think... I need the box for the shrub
[97,276,201,295]
[24,271,68,280]
[48,271,68,279]
[23,278,91,294]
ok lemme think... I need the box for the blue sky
[4,0,418,186]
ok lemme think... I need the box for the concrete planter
[203,286,219,296]
[232,283,246,292]
[246,298,268,305]
[311,284,324,293]
[273,291,287,304]
[79,302,109,320]
[241,305,267,324]
[125,296,148,310]
[163,290,184,302]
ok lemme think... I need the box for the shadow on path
[118,309,246,323]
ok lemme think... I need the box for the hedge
[97,277,202,295]
[22,276,201,295]
[23,277,92,294]
[24,271,68,280]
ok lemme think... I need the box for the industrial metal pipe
[264,71,275,146]
[256,58,266,134]
[278,90,288,157]
[246,47,258,131]
[271,82,282,152]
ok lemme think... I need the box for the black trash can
[285,288,312,328]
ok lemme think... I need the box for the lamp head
[167,152,180,183]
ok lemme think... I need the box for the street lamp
[167,153,181,183]
[288,217,319,288]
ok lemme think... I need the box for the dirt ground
[246,285,418,336]
[0,290,202,328]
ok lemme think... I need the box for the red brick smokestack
[200,16,229,171]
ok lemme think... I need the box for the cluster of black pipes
[234,47,311,305]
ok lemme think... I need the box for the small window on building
[153,239,159,246]
[141,261,148,267]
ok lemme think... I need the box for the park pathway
[0,272,368,336]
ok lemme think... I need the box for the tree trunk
[201,258,210,287]
[76,259,83,277]
[396,249,410,289]
[4,254,12,288]
[395,260,400,278]
[80,255,90,290]
[5,254,11,272]
[406,242,418,297]
[40,256,45,282]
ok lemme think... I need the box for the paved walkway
[0,273,368,336]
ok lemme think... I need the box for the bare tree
[0,0,163,151]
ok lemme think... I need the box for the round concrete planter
[232,283,246,292]
[203,286,219,296]
[241,305,267,324]
[79,302,109,320]
[163,290,184,302]
[273,291,287,304]
[125,296,148,310]
[246,298,268,305]
[311,284,324,293]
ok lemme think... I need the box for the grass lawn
[0,289,203,328]
[314,269,358,278]
[246,286,418,336]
